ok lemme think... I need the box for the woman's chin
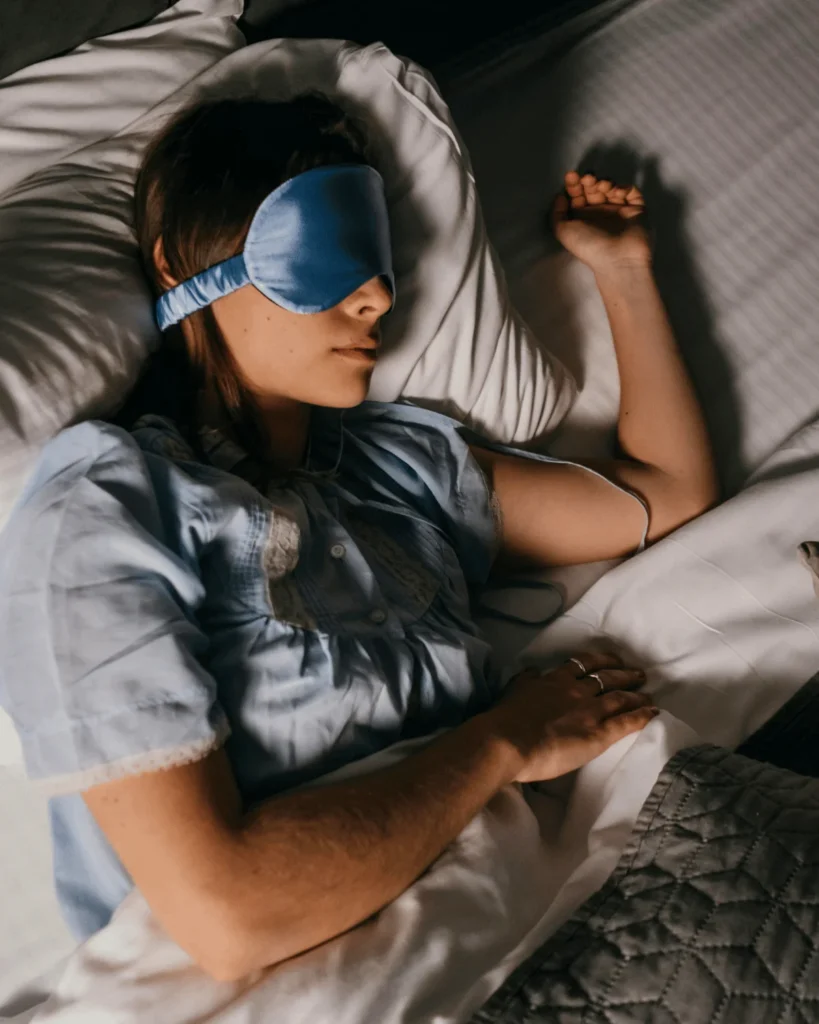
[319,365,375,409]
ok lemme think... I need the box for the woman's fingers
[564,171,583,197]
[586,668,646,693]
[601,704,660,741]
[575,702,659,770]
[563,651,625,678]
[561,173,644,205]
[597,689,654,718]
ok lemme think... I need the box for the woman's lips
[333,345,379,364]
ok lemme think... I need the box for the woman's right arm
[84,654,655,981]
[0,425,653,980]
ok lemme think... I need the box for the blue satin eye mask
[155,164,394,331]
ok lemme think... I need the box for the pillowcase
[0,0,245,534]
[0,33,574,534]
[0,0,244,200]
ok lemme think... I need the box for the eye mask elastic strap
[157,254,250,330]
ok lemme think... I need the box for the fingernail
[650,707,661,716]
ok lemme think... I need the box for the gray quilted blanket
[471,745,819,1024]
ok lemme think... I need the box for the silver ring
[567,657,587,676]
[589,672,605,695]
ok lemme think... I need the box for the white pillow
[0,0,245,533]
[0,0,245,200]
[0,35,574,532]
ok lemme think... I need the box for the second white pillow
[198,39,576,442]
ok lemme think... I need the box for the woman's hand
[552,171,651,274]
[486,652,658,784]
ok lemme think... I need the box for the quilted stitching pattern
[472,746,819,1024]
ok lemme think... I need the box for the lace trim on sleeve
[32,719,230,796]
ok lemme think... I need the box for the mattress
[4,0,819,1014]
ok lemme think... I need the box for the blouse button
[369,608,387,625]
[329,543,346,559]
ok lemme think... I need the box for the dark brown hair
[121,94,370,457]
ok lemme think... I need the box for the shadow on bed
[579,140,743,494]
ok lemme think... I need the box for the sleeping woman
[0,95,717,979]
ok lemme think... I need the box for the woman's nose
[343,276,393,320]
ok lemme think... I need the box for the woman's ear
[152,237,179,290]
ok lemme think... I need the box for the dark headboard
[1,0,609,85]
[241,0,609,76]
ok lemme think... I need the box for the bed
[2,0,819,1018]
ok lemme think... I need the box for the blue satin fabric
[155,164,395,330]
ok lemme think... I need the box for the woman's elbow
[193,927,260,984]
[169,892,295,983]
[685,472,720,523]
[655,478,719,538]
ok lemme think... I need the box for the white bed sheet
[5,0,819,1016]
[452,0,819,492]
[9,714,698,1024]
[0,769,73,1016]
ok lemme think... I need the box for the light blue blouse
[0,402,505,939]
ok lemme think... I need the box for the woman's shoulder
[336,401,497,578]
[20,421,146,502]
[340,400,476,454]
[344,400,463,432]
[11,417,206,529]
[0,422,155,573]
[340,400,487,466]
[1,420,216,588]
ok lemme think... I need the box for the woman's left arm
[472,184,718,568]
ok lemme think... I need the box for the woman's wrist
[467,708,529,787]
[472,704,532,782]
[593,261,659,309]
[593,257,654,287]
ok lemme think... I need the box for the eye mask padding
[155,164,394,330]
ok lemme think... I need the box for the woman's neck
[199,386,310,472]
[256,395,311,472]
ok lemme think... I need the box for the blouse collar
[131,408,346,487]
